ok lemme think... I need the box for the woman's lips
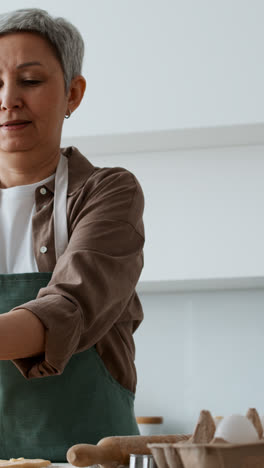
[1,122,32,131]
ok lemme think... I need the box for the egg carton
[147,408,264,468]
[148,441,264,468]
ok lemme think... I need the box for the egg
[214,414,259,444]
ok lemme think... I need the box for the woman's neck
[0,149,60,188]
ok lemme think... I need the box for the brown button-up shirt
[12,146,145,393]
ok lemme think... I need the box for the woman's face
[0,32,69,155]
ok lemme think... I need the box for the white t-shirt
[0,173,55,274]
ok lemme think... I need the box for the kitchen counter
[51,464,74,467]
[52,464,98,468]
[51,464,78,468]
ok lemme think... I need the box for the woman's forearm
[0,309,45,359]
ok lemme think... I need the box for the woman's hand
[0,309,45,359]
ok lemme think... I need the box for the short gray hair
[0,8,84,92]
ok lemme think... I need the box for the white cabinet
[62,124,264,291]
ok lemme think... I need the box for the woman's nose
[0,84,23,110]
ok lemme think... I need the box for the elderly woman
[0,7,144,462]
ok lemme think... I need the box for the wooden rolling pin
[67,434,191,468]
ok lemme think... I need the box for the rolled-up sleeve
[12,168,145,379]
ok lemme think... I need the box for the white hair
[0,8,85,92]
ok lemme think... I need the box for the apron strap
[54,154,69,261]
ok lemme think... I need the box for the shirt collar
[44,146,95,196]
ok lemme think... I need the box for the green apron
[0,155,139,461]
[0,273,139,461]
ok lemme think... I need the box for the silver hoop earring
[65,110,71,119]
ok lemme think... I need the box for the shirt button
[40,246,48,254]
[40,187,47,195]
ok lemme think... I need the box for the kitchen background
[3,0,264,434]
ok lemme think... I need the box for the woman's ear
[66,75,86,114]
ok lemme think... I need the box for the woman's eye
[22,80,42,86]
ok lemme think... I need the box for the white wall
[134,287,264,434]
[0,1,264,136]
